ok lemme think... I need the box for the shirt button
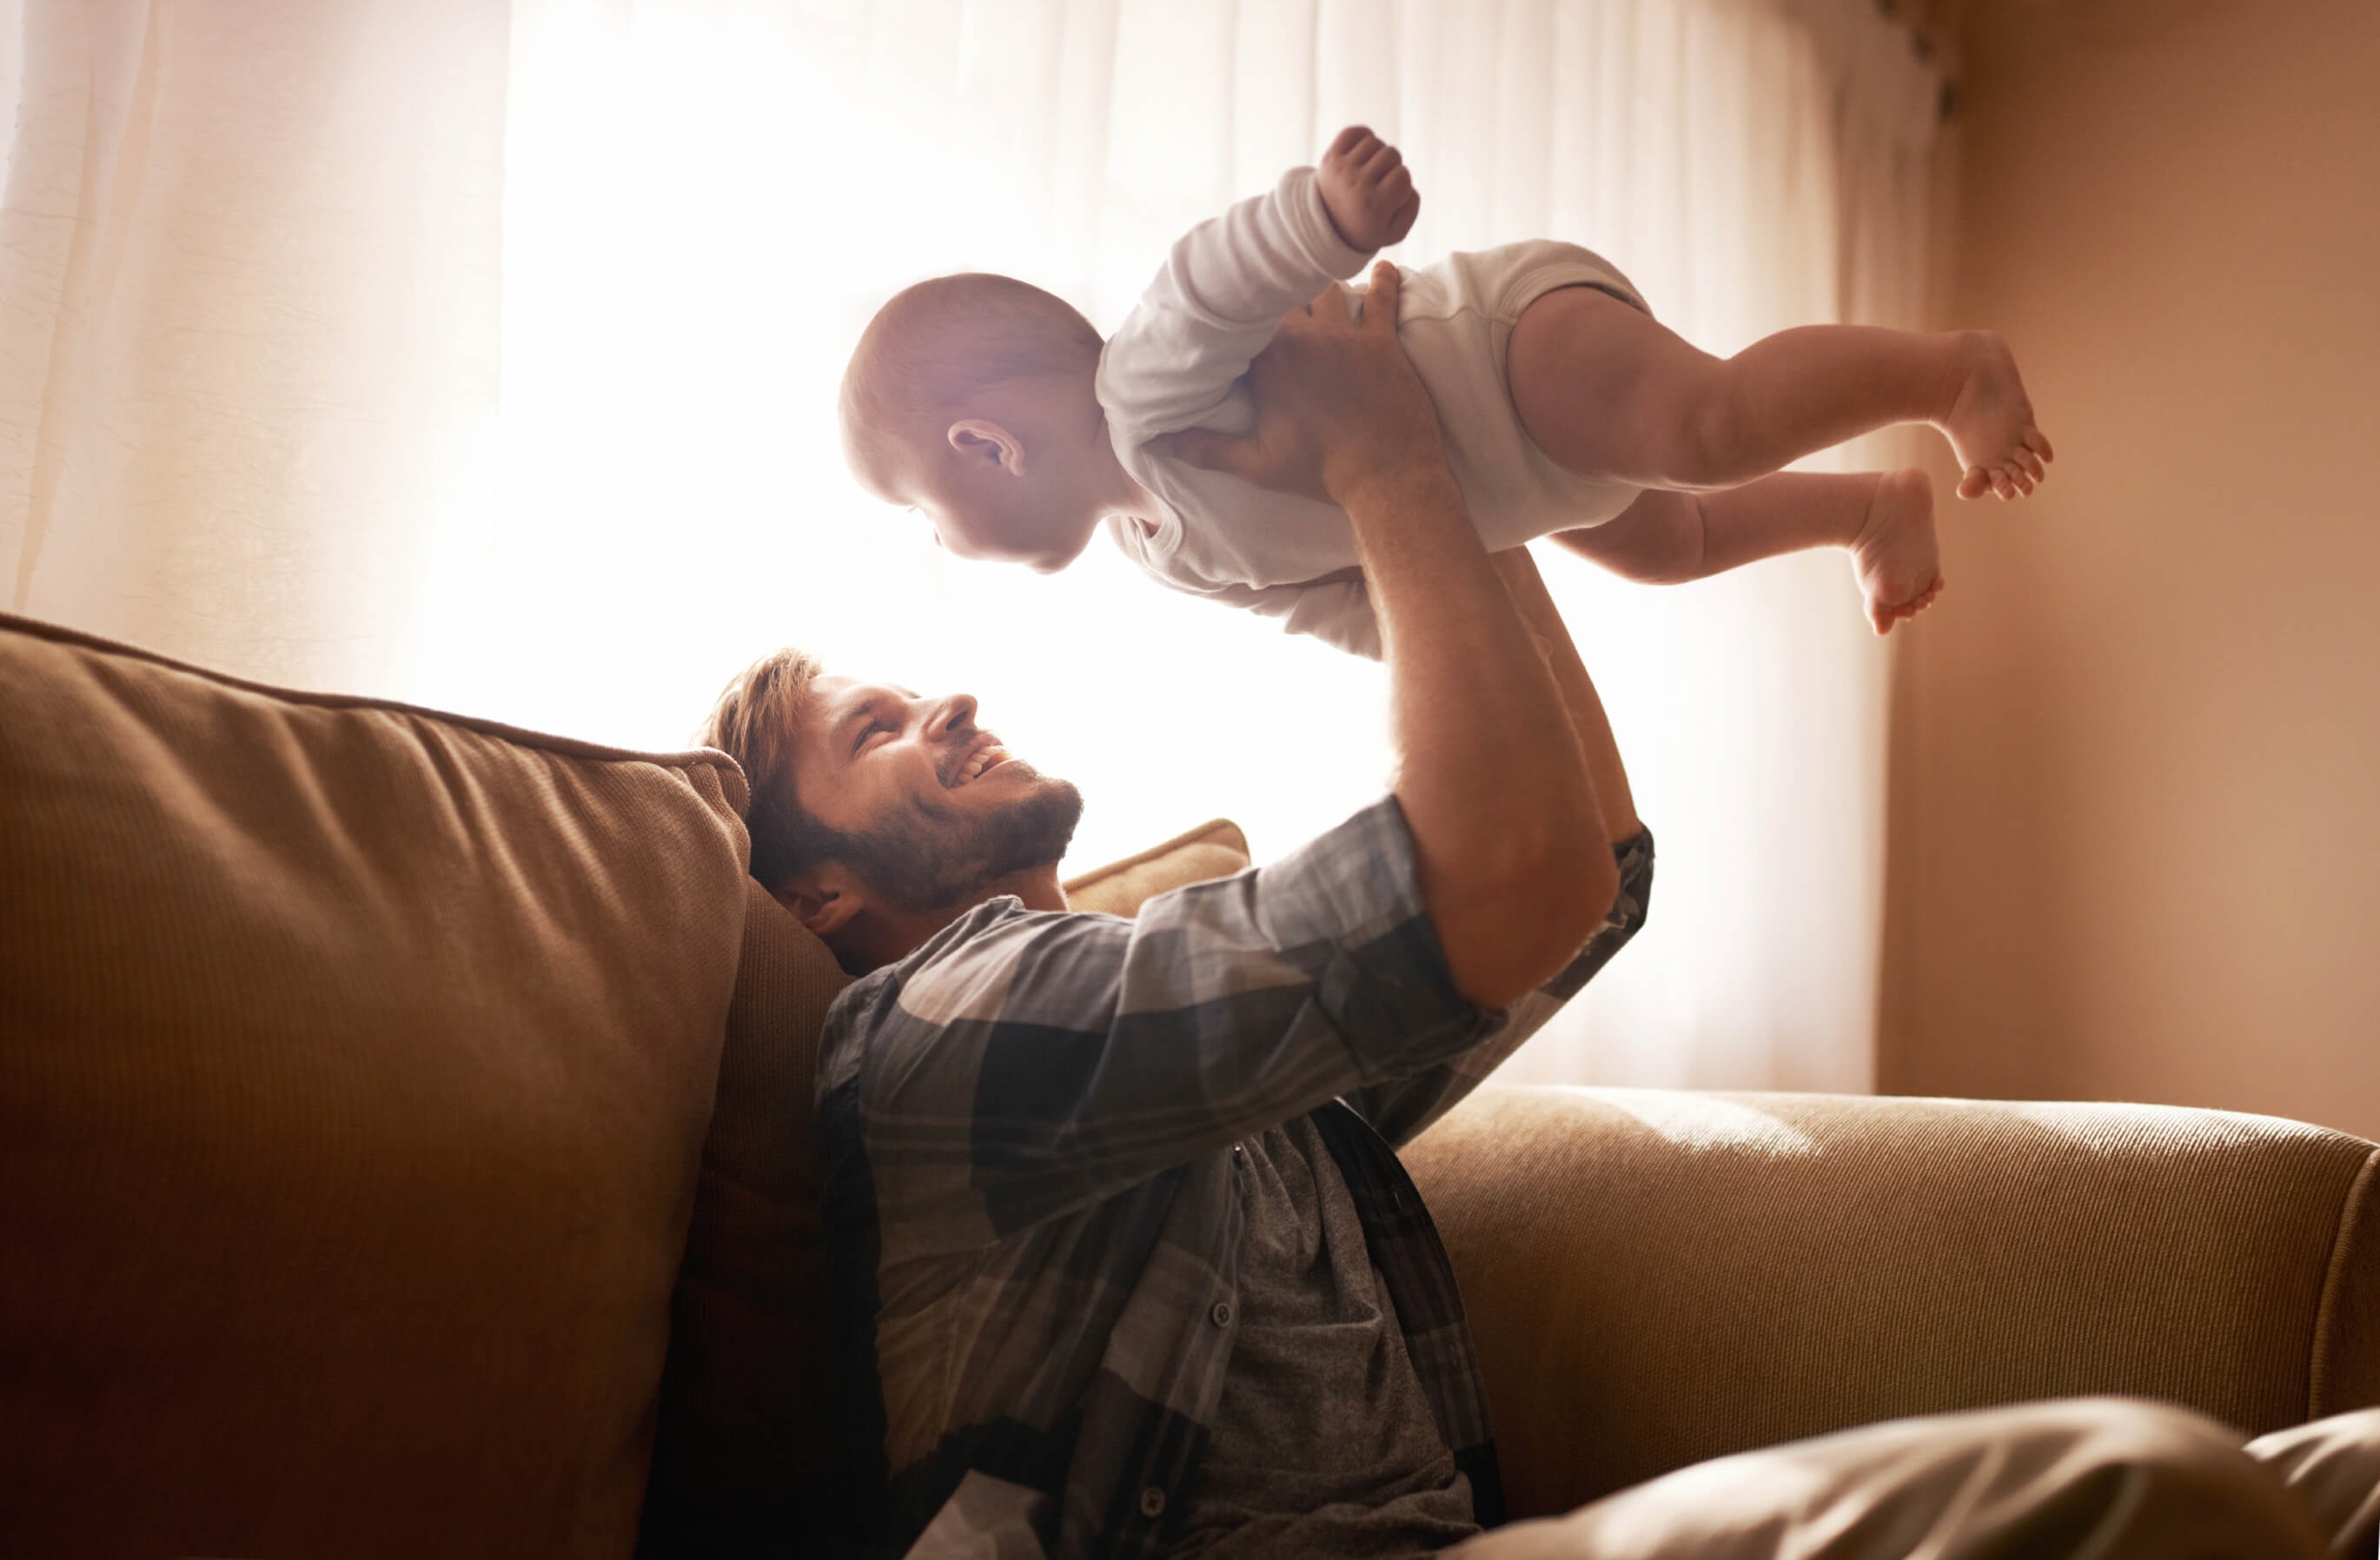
[1232,1142,1245,1155]
[1209,1301,1232,1327]
[1139,1486,1166,1518]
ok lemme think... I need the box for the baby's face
[910,487,1063,572]
[882,433,1098,575]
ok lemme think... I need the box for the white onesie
[1096,166,1652,660]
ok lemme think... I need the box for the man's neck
[983,863,1069,914]
[838,866,1070,973]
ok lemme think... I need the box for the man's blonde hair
[839,273,1104,485]
[699,647,830,892]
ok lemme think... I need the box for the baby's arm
[1099,129,1420,438]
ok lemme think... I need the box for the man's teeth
[953,746,1010,787]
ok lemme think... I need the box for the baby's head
[840,274,1111,573]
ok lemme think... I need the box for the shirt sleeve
[828,797,1498,1251]
[1213,574,1384,661]
[1097,165,1374,441]
[1341,826,1655,1148]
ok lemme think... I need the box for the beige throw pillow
[1061,817,1252,917]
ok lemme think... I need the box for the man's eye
[852,720,891,755]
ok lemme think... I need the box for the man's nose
[926,692,978,735]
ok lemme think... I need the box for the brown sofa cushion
[0,612,752,1560]
[1404,1086,2380,1522]
[638,881,856,1556]
[639,818,1254,1556]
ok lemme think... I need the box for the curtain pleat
[0,0,508,696]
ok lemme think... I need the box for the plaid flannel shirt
[818,797,1654,1560]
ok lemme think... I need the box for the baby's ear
[947,420,1024,475]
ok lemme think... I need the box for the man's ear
[772,862,865,941]
[947,419,1024,476]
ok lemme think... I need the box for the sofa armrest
[1402,1085,2380,1521]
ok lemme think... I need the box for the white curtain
[0,0,1942,1093]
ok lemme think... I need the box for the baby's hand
[1316,125,1420,251]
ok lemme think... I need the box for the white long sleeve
[1216,574,1382,661]
[1097,166,1372,444]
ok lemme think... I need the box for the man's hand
[1316,125,1420,251]
[1149,262,1441,507]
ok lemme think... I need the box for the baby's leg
[1508,286,2053,500]
[1554,469,1942,634]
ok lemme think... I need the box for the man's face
[786,674,1083,914]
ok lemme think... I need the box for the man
[704,264,2378,1558]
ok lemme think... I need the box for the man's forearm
[1491,547,1639,844]
[1336,461,1618,1007]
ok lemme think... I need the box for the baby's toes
[2024,427,2055,462]
[1881,588,1933,634]
[1959,467,1991,500]
[2019,449,2047,483]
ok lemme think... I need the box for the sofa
[3,607,2374,1558]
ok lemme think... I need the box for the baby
[839,127,2052,656]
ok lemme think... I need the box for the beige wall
[1882,0,2380,1137]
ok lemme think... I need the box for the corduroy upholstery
[1402,1086,2380,1522]
[0,612,752,1558]
[639,882,858,1555]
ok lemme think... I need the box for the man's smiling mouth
[946,740,1014,788]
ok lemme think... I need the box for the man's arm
[1338,546,1654,1145]
[1153,263,1619,1008]
[1491,545,1639,846]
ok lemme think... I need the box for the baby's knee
[1554,493,1704,584]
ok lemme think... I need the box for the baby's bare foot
[1852,468,1942,635]
[1939,330,2054,501]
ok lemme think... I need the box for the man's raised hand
[1148,262,1442,506]
[1316,125,1420,252]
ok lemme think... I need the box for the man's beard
[825,767,1084,916]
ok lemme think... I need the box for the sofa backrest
[0,611,752,1559]
[637,880,859,1553]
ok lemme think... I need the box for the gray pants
[1454,1398,2380,1558]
